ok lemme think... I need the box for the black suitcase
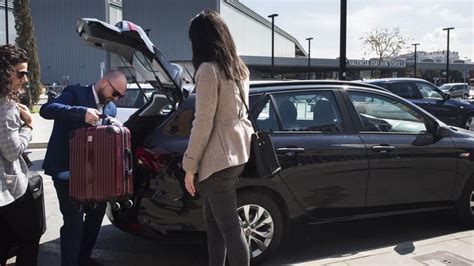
[7,172,46,260]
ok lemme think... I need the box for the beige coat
[182,62,254,182]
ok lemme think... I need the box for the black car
[77,19,474,263]
[365,78,474,131]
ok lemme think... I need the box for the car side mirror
[432,120,451,142]
[443,92,451,101]
[413,120,444,146]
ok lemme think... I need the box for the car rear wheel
[463,93,469,99]
[464,115,474,131]
[456,177,474,227]
[237,192,284,264]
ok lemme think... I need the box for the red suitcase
[69,125,133,210]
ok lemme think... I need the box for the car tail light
[118,223,143,233]
[135,147,161,173]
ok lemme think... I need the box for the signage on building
[347,59,406,68]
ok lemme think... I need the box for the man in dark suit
[40,70,127,266]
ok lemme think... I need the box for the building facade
[7,0,473,85]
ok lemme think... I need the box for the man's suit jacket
[40,85,116,178]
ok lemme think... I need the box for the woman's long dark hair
[0,44,28,101]
[189,10,248,81]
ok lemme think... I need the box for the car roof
[248,80,386,94]
[441,83,468,86]
[364,77,429,84]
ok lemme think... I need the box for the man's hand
[184,171,196,197]
[85,108,100,125]
[17,103,33,127]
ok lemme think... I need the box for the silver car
[439,83,470,99]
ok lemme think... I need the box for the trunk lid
[76,18,184,106]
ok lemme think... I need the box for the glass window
[115,89,155,108]
[252,96,279,132]
[270,91,344,132]
[416,82,443,99]
[163,109,194,136]
[349,92,427,133]
[0,7,17,44]
[109,4,122,25]
[386,82,420,99]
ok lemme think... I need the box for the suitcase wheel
[124,199,134,209]
[111,201,121,211]
[74,203,84,213]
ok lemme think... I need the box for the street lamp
[268,13,278,78]
[443,27,455,83]
[339,0,347,80]
[4,0,9,44]
[412,43,420,78]
[306,37,313,79]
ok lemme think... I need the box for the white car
[115,83,156,123]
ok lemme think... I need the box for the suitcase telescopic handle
[125,148,133,176]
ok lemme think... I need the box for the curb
[28,142,48,149]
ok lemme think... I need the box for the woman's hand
[184,171,196,197]
[17,103,33,127]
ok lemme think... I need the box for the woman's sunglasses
[16,71,29,79]
[107,79,125,99]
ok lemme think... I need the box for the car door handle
[276,147,305,156]
[371,145,396,153]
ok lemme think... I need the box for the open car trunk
[124,92,174,149]
[76,18,187,147]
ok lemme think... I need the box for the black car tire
[464,114,474,131]
[237,192,284,264]
[456,177,474,227]
[463,93,469,99]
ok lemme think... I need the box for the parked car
[439,83,471,99]
[77,19,474,263]
[364,78,474,130]
[115,83,158,123]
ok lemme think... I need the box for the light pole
[339,0,347,80]
[306,37,313,79]
[4,0,9,44]
[443,27,455,83]
[412,43,420,78]
[268,14,278,78]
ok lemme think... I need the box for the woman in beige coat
[183,10,254,266]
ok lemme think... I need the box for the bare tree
[360,27,407,78]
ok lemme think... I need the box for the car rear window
[115,89,155,108]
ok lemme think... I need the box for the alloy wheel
[237,204,274,258]
[470,190,474,215]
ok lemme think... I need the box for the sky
[239,0,474,61]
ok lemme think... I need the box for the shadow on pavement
[263,210,468,265]
[38,224,208,266]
